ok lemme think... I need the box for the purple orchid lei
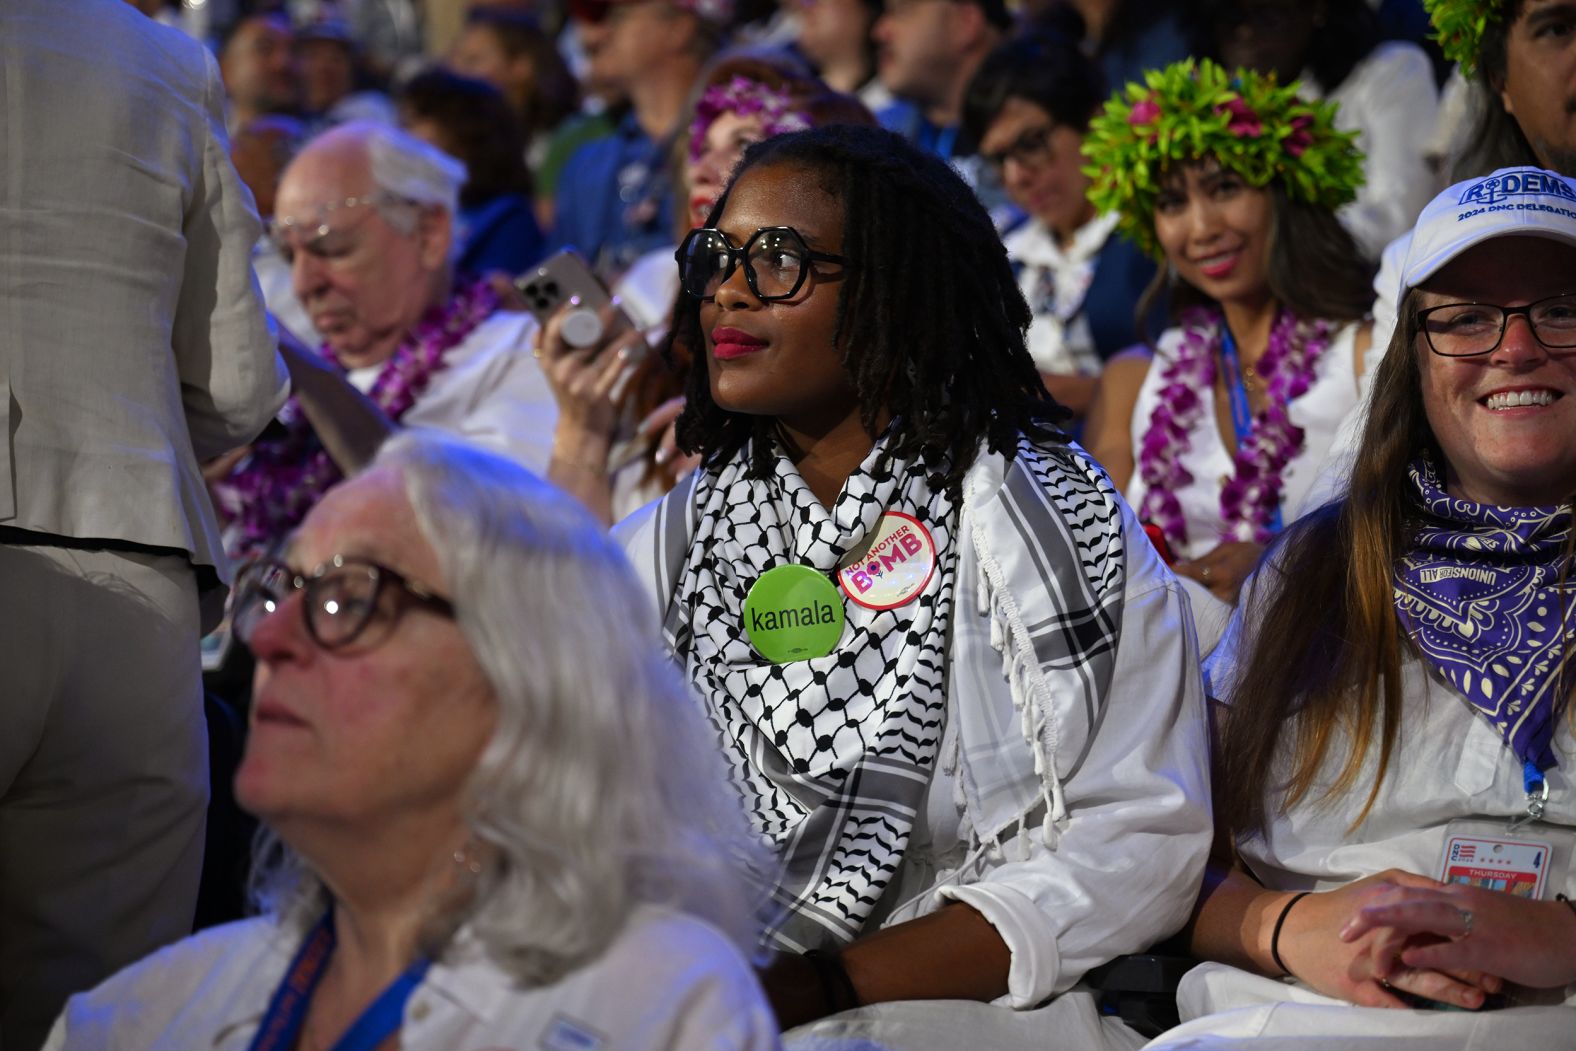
[212,277,499,561]
[688,76,811,162]
[1138,307,1333,551]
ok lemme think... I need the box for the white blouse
[1124,321,1363,562]
[1144,586,1576,1048]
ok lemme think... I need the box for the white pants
[785,990,1150,1051]
[1144,963,1576,1049]
[0,542,207,1051]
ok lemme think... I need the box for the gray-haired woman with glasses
[45,431,779,1051]
[1152,167,1576,1047]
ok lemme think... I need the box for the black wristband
[803,949,859,1016]
[1270,891,1312,977]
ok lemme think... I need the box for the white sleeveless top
[1124,321,1362,560]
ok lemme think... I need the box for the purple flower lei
[1137,307,1333,551]
[212,277,499,562]
[688,76,811,162]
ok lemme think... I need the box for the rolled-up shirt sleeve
[937,571,1214,1007]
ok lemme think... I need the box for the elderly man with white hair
[212,121,556,560]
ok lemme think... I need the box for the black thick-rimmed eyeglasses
[230,554,455,651]
[1417,292,1576,357]
[675,226,846,302]
[981,123,1057,178]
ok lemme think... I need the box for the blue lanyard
[920,121,959,161]
[1219,326,1283,534]
[1525,760,1546,795]
[249,912,432,1051]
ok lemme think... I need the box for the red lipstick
[711,327,768,360]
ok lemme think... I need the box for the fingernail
[569,295,582,307]
[617,345,632,362]
[654,446,672,465]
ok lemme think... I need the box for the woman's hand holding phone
[537,297,648,443]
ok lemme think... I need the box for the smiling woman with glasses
[45,432,778,1050]
[1148,169,1576,1049]
[1418,292,1576,357]
[617,122,1211,1050]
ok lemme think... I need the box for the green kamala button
[743,563,845,664]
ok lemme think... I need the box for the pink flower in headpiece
[1128,98,1162,127]
[1284,114,1315,157]
[1218,98,1262,138]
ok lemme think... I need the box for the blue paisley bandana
[1394,458,1575,773]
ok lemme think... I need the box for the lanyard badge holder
[1436,761,1572,905]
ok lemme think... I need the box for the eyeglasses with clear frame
[265,192,415,263]
[675,226,846,302]
[1417,292,1576,357]
[981,123,1057,179]
[230,554,455,651]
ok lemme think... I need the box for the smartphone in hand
[514,249,645,357]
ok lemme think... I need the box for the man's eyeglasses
[981,123,1057,178]
[231,555,455,651]
[676,226,845,302]
[1417,293,1576,357]
[266,192,414,259]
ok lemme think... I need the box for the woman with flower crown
[1082,60,1375,638]
[1143,164,1576,1050]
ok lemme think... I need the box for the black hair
[1198,0,1380,94]
[461,8,581,134]
[961,30,1105,146]
[218,9,291,61]
[397,68,532,207]
[969,0,1015,33]
[668,124,1067,491]
[1096,0,1195,55]
[1137,180,1376,332]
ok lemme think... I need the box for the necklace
[1137,307,1333,551]
[213,279,499,561]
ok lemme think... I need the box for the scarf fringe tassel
[970,511,1069,852]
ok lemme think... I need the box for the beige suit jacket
[0,0,288,603]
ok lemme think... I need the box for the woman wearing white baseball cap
[1148,166,1576,1046]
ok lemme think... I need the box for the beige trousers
[0,542,207,1051]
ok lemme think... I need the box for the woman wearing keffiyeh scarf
[617,124,1212,1049]
[1157,169,1576,1048]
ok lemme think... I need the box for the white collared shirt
[1004,213,1120,377]
[45,906,780,1051]
[344,309,558,472]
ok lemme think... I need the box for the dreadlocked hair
[667,123,1068,493]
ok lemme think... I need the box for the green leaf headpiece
[1421,0,1503,76]
[1080,59,1365,259]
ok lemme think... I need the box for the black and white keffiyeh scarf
[671,435,958,951]
[643,432,1132,952]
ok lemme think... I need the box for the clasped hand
[1274,870,1503,1009]
[1339,879,1576,996]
